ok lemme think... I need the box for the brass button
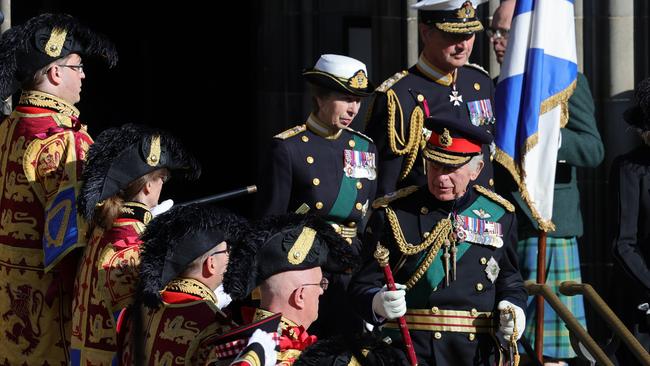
[356,181,363,189]
[476,283,484,292]
[306,156,314,164]
[490,155,494,161]
[349,140,356,148]
[313,178,320,186]
[348,222,357,228]
[468,333,476,341]
[489,178,494,186]
[420,207,429,215]
[474,82,481,91]
[480,257,487,265]
[417,94,425,102]
[423,231,430,238]
[433,286,438,292]
[355,202,363,210]
[302,136,309,142]
[471,308,478,316]
[434,332,442,340]
[431,306,439,314]
[315,202,324,210]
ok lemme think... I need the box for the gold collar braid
[19,90,80,118]
[164,278,217,304]
[385,207,453,289]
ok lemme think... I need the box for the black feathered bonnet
[137,204,249,308]
[0,13,118,99]
[77,123,201,222]
[224,214,360,300]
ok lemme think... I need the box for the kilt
[517,236,587,359]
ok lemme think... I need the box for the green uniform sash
[327,135,368,221]
[405,195,505,307]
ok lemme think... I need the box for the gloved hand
[496,300,526,343]
[150,199,173,217]
[243,329,277,366]
[372,284,407,320]
[214,284,232,310]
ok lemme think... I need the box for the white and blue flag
[494,0,577,232]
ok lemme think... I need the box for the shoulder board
[343,127,374,143]
[273,124,306,140]
[473,185,515,212]
[375,71,409,93]
[464,63,490,77]
[372,185,419,209]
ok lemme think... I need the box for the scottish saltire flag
[495,0,577,232]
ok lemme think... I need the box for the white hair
[466,153,484,173]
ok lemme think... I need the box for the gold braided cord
[506,306,521,366]
[404,220,453,289]
[386,207,451,255]
[435,21,484,34]
[399,107,425,180]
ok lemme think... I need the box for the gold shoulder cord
[386,89,424,181]
[385,206,453,289]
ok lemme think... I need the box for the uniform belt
[330,223,357,239]
[385,308,494,333]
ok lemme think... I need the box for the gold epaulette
[465,63,490,77]
[343,126,374,143]
[473,185,515,212]
[273,124,306,140]
[372,185,419,209]
[375,71,409,93]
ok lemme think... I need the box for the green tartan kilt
[516,236,587,359]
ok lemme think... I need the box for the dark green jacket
[510,73,604,238]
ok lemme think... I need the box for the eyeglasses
[301,277,329,291]
[486,27,509,40]
[59,64,85,73]
[160,173,171,183]
[210,249,229,256]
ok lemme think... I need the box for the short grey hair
[466,153,484,173]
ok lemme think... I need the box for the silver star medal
[449,89,463,106]
[485,256,500,283]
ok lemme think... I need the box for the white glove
[150,199,174,217]
[243,329,277,366]
[214,284,232,310]
[372,284,407,320]
[496,300,526,343]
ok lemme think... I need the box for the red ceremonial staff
[374,243,418,366]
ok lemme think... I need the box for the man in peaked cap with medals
[365,0,496,197]
[70,124,200,366]
[0,14,117,365]
[255,54,377,338]
[350,116,526,365]
[224,214,360,366]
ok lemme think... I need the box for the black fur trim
[294,333,403,366]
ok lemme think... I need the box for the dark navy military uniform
[257,114,378,232]
[350,185,526,366]
[256,114,378,338]
[365,60,496,196]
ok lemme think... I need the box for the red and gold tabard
[252,309,317,366]
[70,202,150,365]
[0,90,93,365]
[120,278,235,366]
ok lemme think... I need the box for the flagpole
[535,230,547,362]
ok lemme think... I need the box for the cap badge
[45,27,67,57]
[348,70,368,90]
[287,226,316,265]
[146,135,161,166]
[457,1,475,19]
[439,128,453,147]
